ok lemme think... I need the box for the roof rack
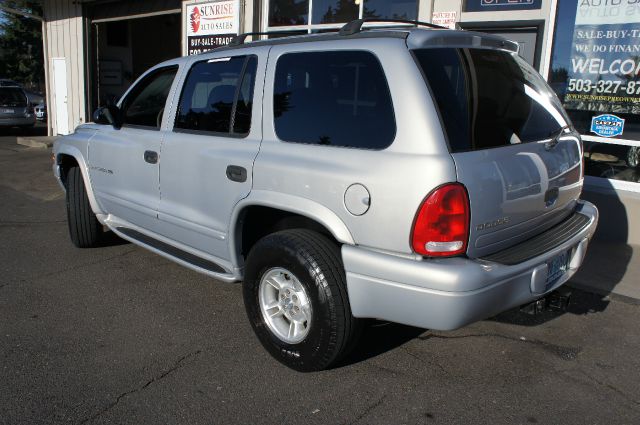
[227,18,446,47]
[229,30,305,46]
[339,18,446,36]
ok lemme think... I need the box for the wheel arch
[229,191,355,271]
[55,145,104,215]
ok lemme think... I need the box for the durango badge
[590,114,625,138]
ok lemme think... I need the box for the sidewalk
[16,135,57,148]
[569,241,640,302]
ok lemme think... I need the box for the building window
[268,0,309,27]
[363,0,419,20]
[548,0,640,185]
[264,0,418,34]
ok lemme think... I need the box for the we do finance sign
[184,0,240,55]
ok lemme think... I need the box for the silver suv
[53,20,598,371]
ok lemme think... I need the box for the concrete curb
[16,137,55,149]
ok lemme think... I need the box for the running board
[116,226,232,277]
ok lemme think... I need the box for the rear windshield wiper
[545,125,570,140]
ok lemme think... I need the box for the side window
[121,66,178,129]
[175,55,258,136]
[273,51,396,149]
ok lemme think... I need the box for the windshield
[414,48,570,152]
[0,87,27,107]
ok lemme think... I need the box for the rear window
[414,48,569,152]
[0,87,27,107]
[273,50,396,150]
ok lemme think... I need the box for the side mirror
[92,105,122,129]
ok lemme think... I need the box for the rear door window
[175,55,257,136]
[414,48,569,152]
[273,50,395,149]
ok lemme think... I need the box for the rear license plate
[2,109,15,114]
[546,250,569,286]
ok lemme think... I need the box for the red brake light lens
[411,183,470,257]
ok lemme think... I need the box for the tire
[66,166,104,248]
[243,229,360,372]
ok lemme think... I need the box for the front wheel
[243,229,360,372]
[66,166,104,248]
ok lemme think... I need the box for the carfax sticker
[590,114,625,138]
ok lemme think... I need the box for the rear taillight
[411,183,470,257]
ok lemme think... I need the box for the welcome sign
[185,0,240,55]
[563,0,640,120]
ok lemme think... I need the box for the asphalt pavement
[0,133,639,424]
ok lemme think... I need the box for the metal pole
[42,20,52,136]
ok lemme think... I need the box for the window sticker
[590,114,625,138]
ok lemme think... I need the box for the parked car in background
[35,103,47,121]
[0,79,44,106]
[0,86,36,129]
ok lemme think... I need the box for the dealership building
[41,0,640,249]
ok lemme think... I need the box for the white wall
[43,0,87,136]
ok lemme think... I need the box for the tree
[0,1,43,91]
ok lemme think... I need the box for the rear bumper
[343,201,598,331]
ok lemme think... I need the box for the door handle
[144,150,158,164]
[226,165,247,183]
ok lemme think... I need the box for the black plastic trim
[116,227,226,273]
[480,212,590,265]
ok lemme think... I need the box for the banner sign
[463,0,542,12]
[185,0,240,55]
[563,1,640,120]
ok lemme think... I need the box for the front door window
[120,66,178,129]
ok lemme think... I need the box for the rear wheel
[243,229,360,372]
[66,166,104,248]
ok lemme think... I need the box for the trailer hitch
[520,288,572,315]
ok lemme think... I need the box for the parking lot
[0,134,639,425]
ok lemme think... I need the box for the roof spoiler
[407,31,520,54]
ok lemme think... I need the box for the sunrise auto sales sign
[185,0,240,55]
